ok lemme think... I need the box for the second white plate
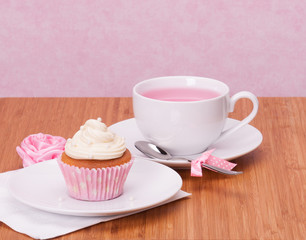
[109,118,263,168]
[9,159,182,216]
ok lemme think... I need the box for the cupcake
[57,118,133,201]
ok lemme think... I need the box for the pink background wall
[0,0,305,97]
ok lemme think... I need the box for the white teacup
[133,76,258,156]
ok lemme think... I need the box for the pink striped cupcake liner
[57,157,134,201]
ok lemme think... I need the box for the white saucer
[9,159,182,216]
[109,118,263,168]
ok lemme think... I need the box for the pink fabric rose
[16,133,66,167]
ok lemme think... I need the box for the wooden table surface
[0,97,305,240]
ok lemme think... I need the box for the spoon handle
[174,157,243,175]
[202,163,243,175]
[134,155,242,175]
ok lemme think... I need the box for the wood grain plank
[0,97,305,240]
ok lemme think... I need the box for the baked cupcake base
[57,151,133,201]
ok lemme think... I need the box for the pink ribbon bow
[191,149,237,177]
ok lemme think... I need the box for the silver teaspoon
[134,141,243,175]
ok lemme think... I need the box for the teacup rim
[133,76,230,103]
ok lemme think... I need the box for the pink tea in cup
[141,87,220,102]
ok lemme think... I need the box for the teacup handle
[216,91,259,142]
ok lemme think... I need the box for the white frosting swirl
[65,118,126,160]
